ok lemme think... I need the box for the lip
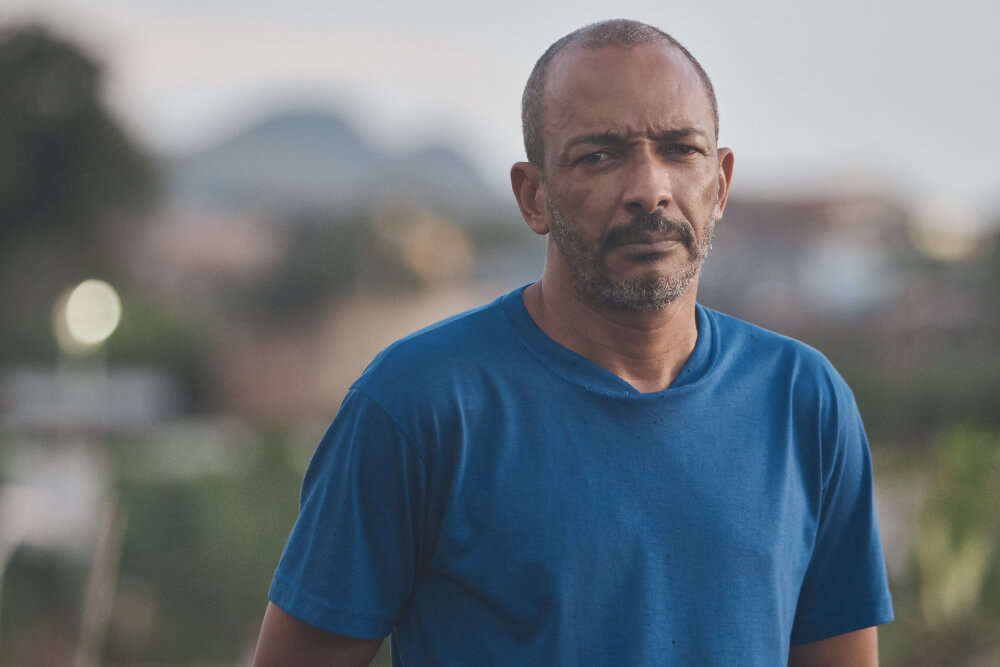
[614,236,682,253]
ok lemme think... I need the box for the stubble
[545,195,717,311]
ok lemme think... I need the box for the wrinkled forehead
[542,43,714,143]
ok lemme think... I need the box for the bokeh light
[53,279,122,354]
[909,198,992,263]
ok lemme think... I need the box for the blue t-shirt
[270,287,893,665]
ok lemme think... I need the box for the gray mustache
[600,212,695,251]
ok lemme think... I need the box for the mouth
[601,214,695,255]
[606,229,689,261]
[615,243,680,261]
[614,233,683,253]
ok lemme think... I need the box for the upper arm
[791,382,893,642]
[251,602,384,667]
[788,626,879,667]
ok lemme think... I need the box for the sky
[3,0,999,226]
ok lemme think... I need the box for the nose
[623,150,672,214]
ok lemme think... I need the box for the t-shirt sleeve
[790,397,894,644]
[268,388,428,639]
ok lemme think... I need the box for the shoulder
[702,306,827,364]
[703,306,841,376]
[700,305,858,416]
[347,289,528,413]
[359,292,511,375]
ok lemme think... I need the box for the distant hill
[165,109,506,221]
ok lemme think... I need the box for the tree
[0,24,157,359]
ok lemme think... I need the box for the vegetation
[0,24,157,365]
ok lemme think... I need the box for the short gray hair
[521,19,719,170]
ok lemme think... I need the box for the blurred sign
[0,366,180,434]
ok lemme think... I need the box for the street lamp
[48,279,125,667]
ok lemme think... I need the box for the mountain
[165,109,505,221]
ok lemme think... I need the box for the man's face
[538,43,730,310]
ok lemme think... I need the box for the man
[252,19,893,666]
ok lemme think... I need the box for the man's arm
[251,602,384,667]
[788,626,878,667]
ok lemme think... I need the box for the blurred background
[1,1,998,665]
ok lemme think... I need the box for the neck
[522,272,700,393]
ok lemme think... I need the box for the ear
[510,161,550,235]
[713,148,735,221]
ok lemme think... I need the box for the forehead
[542,43,714,148]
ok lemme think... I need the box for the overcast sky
[3,0,998,224]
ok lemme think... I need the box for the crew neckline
[499,285,716,398]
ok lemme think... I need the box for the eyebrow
[565,127,710,151]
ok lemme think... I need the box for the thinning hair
[521,19,719,171]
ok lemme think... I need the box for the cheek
[560,183,619,227]
[679,171,720,211]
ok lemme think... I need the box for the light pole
[56,279,125,667]
[0,279,126,662]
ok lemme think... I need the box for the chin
[583,267,698,311]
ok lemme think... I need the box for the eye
[665,144,700,156]
[574,150,615,166]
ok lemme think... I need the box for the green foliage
[0,24,157,354]
[851,337,1000,444]
[0,24,155,241]
[915,427,999,626]
[106,439,303,664]
[0,550,87,666]
[879,426,1000,666]
[103,295,207,404]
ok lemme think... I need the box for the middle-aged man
[252,18,894,666]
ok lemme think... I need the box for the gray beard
[546,196,716,311]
